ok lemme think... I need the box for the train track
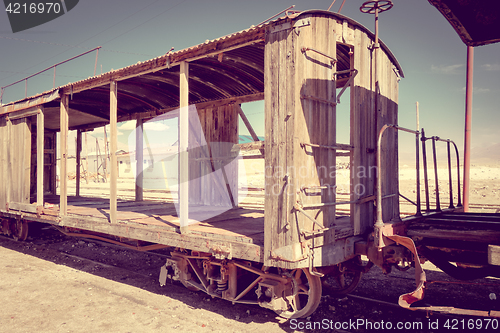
[2,225,500,332]
[64,184,500,216]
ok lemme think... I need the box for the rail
[0,46,101,104]
[376,124,419,227]
[421,130,462,212]
[376,124,461,229]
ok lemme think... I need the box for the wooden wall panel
[294,16,337,242]
[264,14,339,268]
[37,108,44,206]
[189,104,238,207]
[0,117,7,209]
[350,28,375,235]
[350,26,400,234]
[264,25,292,267]
[7,118,31,204]
[378,51,399,222]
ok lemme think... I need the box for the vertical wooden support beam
[5,116,12,206]
[0,116,9,210]
[179,61,189,234]
[51,132,57,195]
[110,81,118,223]
[37,106,44,207]
[85,132,89,184]
[59,94,69,217]
[76,129,82,197]
[135,118,144,201]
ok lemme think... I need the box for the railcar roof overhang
[0,10,403,131]
[429,0,500,47]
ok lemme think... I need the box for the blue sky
[1,0,499,161]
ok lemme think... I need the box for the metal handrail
[1,46,101,104]
[376,124,419,227]
[376,124,461,230]
[421,134,462,211]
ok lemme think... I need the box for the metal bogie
[320,256,366,296]
[159,250,322,318]
[0,218,29,241]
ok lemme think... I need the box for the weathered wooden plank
[488,245,500,266]
[8,107,39,120]
[135,118,144,201]
[179,61,189,234]
[59,94,69,216]
[9,202,39,213]
[351,27,375,235]
[189,107,204,205]
[110,81,118,223]
[76,129,81,197]
[37,107,44,206]
[49,131,57,195]
[24,118,31,203]
[58,215,263,262]
[407,228,500,244]
[10,119,19,203]
[10,117,32,204]
[0,117,6,210]
[117,93,264,123]
[263,25,277,266]
[0,90,59,115]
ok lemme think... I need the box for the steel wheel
[322,257,362,295]
[11,220,28,241]
[277,268,322,319]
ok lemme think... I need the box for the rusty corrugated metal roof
[1,10,404,130]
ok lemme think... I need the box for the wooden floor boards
[43,195,265,245]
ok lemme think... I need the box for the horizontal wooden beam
[233,141,265,152]
[0,89,59,116]
[6,107,40,120]
[70,121,108,132]
[7,202,38,214]
[117,93,264,123]
[61,31,265,95]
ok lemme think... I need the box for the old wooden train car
[1,3,499,319]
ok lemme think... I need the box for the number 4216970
[5,2,61,14]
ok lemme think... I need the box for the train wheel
[322,257,362,295]
[277,268,322,319]
[11,220,28,241]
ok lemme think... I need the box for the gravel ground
[2,225,500,332]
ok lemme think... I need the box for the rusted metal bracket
[293,17,311,35]
[382,233,500,318]
[300,142,353,151]
[334,69,358,104]
[301,47,337,65]
[308,245,324,277]
[210,243,232,260]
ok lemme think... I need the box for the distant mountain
[239,135,264,144]
[471,143,500,164]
